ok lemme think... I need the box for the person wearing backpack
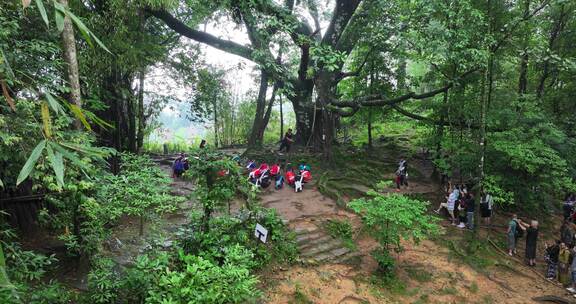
[507,214,528,256]
[172,153,185,178]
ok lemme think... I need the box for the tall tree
[59,0,82,129]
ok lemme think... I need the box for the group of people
[246,161,312,192]
[504,193,576,297]
[172,153,190,177]
[171,140,207,178]
[434,183,487,230]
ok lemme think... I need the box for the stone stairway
[294,225,361,264]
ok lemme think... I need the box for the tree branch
[322,0,362,47]
[335,49,372,81]
[148,9,254,61]
[332,68,479,108]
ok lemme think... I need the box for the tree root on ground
[532,295,574,304]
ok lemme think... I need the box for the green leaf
[55,9,64,32]
[17,140,47,186]
[63,9,93,47]
[55,4,111,54]
[0,178,3,189]
[68,103,92,131]
[84,110,114,130]
[49,141,84,168]
[45,92,64,114]
[35,0,49,28]
[47,144,64,187]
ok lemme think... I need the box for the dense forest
[1,0,576,303]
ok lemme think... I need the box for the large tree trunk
[127,96,137,152]
[213,100,219,148]
[59,0,82,129]
[248,70,269,148]
[256,84,278,143]
[517,0,530,95]
[136,68,145,152]
[279,94,284,142]
[313,71,338,161]
[536,4,567,99]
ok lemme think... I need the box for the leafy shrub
[86,258,121,304]
[371,248,395,277]
[94,153,181,233]
[375,180,394,191]
[146,248,261,303]
[178,207,298,268]
[349,192,439,276]
[26,282,75,304]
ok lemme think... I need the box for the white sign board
[255,223,268,243]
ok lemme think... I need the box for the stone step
[298,235,334,250]
[301,238,344,257]
[332,251,363,264]
[314,247,352,263]
[296,232,327,246]
[294,227,319,236]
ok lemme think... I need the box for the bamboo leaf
[0,178,3,189]
[47,144,64,187]
[68,103,92,131]
[59,142,113,158]
[84,110,114,130]
[63,9,93,47]
[45,92,64,114]
[49,141,84,168]
[22,0,32,8]
[55,8,64,32]
[35,0,49,28]
[17,140,46,186]
[56,5,111,54]
[0,80,16,111]
[41,101,52,138]
[91,31,112,54]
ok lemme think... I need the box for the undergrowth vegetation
[324,219,356,250]
[350,192,439,278]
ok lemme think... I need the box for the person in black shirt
[525,220,539,266]
[279,129,294,153]
[464,193,475,230]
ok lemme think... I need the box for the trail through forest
[96,151,576,304]
[251,155,574,303]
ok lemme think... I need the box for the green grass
[412,294,430,304]
[438,286,458,295]
[324,219,356,250]
[433,233,498,273]
[289,284,314,304]
[468,282,479,293]
[403,265,433,283]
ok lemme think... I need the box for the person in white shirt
[480,192,494,226]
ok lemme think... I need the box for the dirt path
[259,163,575,303]
[101,155,197,268]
